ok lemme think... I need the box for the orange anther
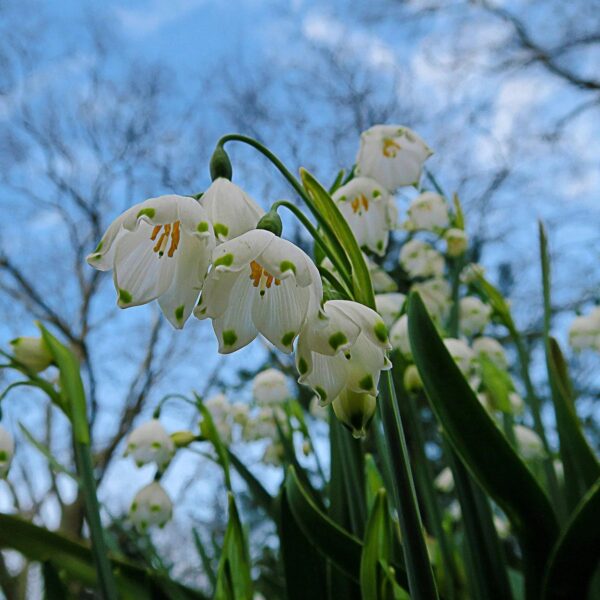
[382,138,401,158]
[167,221,181,258]
[250,261,263,287]
[150,225,162,241]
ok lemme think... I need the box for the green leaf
[227,450,275,519]
[542,477,600,600]
[279,487,327,600]
[43,561,71,600]
[479,355,514,413]
[408,292,559,597]
[0,513,206,600]
[301,168,375,308]
[192,529,217,592]
[215,494,253,600]
[365,453,385,512]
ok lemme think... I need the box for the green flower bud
[209,145,233,181]
[170,430,197,448]
[332,389,376,439]
[10,336,53,373]
[256,210,283,237]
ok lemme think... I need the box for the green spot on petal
[214,253,234,268]
[298,357,308,375]
[315,386,327,402]
[197,221,209,232]
[151,442,162,449]
[0,451,6,461]
[281,331,295,347]
[280,260,296,274]
[214,223,229,238]
[150,504,162,513]
[175,305,185,321]
[137,207,156,219]
[328,331,348,351]
[94,240,103,252]
[223,330,237,347]
[374,321,388,343]
[119,289,132,304]
[359,374,374,391]
[376,240,384,252]
[373,189,381,198]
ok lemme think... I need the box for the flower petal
[211,229,274,273]
[299,351,347,405]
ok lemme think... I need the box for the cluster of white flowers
[568,307,600,352]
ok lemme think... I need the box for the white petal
[121,195,182,231]
[258,237,317,286]
[300,304,361,356]
[195,269,239,320]
[345,334,390,395]
[211,229,274,273]
[327,300,390,349]
[300,351,347,405]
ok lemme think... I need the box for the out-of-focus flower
[434,467,454,493]
[203,393,233,443]
[459,296,492,337]
[509,392,525,415]
[494,515,510,539]
[296,300,391,406]
[411,278,451,323]
[195,230,322,354]
[242,407,288,442]
[129,481,173,531]
[230,402,250,426]
[262,441,285,466]
[472,337,508,370]
[568,308,600,352]
[355,125,433,191]
[400,239,444,279]
[515,425,544,460]
[366,255,398,292]
[403,364,423,392]
[375,293,406,328]
[0,426,14,478]
[404,192,449,232]
[332,389,377,439]
[200,178,264,243]
[390,315,411,358]
[125,420,175,470]
[252,369,290,405]
[443,338,476,377]
[444,228,468,257]
[87,195,214,328]
[9,336,53,373]
[461,263,485,284]
[333,177,397,256]
[309,396,329,421]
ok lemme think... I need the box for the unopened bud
[10,336,53,373]
[256,210,283,237]
[209,145,233,181]
[170,430,197,448]
[332,389,376,439]
[444,228,468,257]
[403,365,422,392]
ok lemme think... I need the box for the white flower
[87,195,214,328]
[375,293,406,328]
[332,389,377,439]
[230,402,250,426]
[509,392,525,415]
[568,309,600,352]
[10,336,53,373]
[355,125,433,191]
[252,369,290,405]
[494,515,510,539]
[403,364,422,392]
[472,337,508,370]
[515,425,544,460]
[296,300,391,406]
[203,393,233,443]
[196,230,322,354]
[404,192,449,232]
[411,278,451,323]
[332,177,397,256]
[443,338,476,377]
[459,296,492,337]
[434,467,454,493]
[367,256,398,292]
[129,481,173,531]
[125,420,175,470]
[0,426,14,478]
[461,263,486,284]
[262,441,285,466]
[200,178,264,242]
[400,239,444,279]
[444,228,468,257]
[390,314,411,358]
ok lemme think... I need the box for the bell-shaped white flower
[200,178,264,242]
[195,230,322,354]
[434,467,454,493]
[404,192,449,232]
[129,481,173,531]
[252,368,290,406]
[459,296,492,337]
[332,389,377,439]
[515,425,544,460]
[444,228,468,257]
[444,338,476,377]
[203,393,233,443]
[332,177,397,256]
[87,195,214,328]
[355,125,433,191]
[411,278,451,323]
[568,308,600,352]
[473,337,508,370]
[400,239,444,279]
[390,314,411,358]
[0,426,14,478]
[296,300,391,405]
[403,364,423,392]
[10,336,53,373]
[125,420,174,470]
[509,392,525,415]
[375,293,406,328]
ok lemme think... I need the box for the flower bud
[129,481,173,531]
[252,369,290,406]
[390,315,411,358]
[256,209,283,237]
[332,389,376,439]
[170,430,197,448]
[0,425,14,478]
[444,228,468,257]
[125,420,175,470]
[403,364,422,392]
[515,425,544,460]
[434,467,454,493]
[209,145,233,181]
[10,336,53,373]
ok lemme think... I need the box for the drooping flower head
[200,178,264,243]
[332,389,377,439]
[332,177,397,256]
[390,314,411,358]
[404,192,449,232]
[459,296,492,337]
[0,425,14,478]
[296,300,391,410]
[195,230,322,354]
[87,195,214,328]
[9,336,53,373]
[355,125,433,191]
[125,419,175,470]
[568,307,600,352]
[375,293,406,328]
[252,368,290,406]
[472,337,508,369]
[411,278,451,323]
[444,228,468,257]
[400,239,445,279]
[129,481,173,531]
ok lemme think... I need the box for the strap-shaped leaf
[300,168,375,308]
[227,450,275,518]
[408,293,559,597]
[542,476,600,599]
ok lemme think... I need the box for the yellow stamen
[382,138,401,158]
[351,194,369,214]
[150,221,181,258]
[250,260,281,294]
